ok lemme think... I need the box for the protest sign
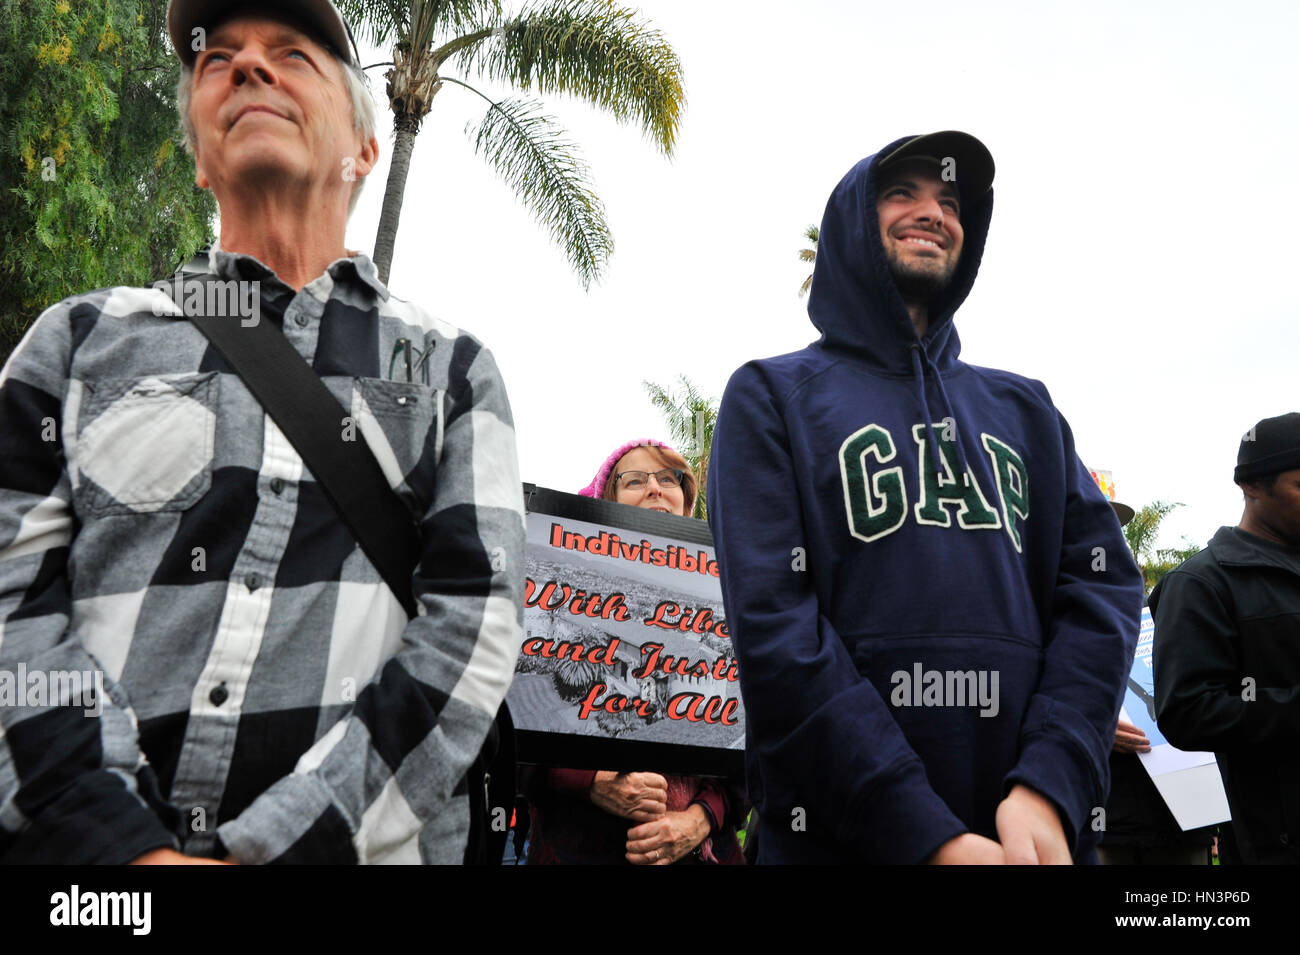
[509,485,744,777]
[1123,606,1230,830]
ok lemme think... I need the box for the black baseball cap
[168,0,360,68]
[877,130,995,199]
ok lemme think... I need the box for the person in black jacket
[1151,412,1300,864]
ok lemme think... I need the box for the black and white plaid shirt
[0,246,525,864]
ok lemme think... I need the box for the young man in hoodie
[707,131,1142,864]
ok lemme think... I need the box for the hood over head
[807,133,995,375]
[807,132,995,480]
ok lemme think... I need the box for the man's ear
[353,134,379,181]
[1239,479,1267,503]
[194,146,210,191]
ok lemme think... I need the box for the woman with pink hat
[524,440,744,865]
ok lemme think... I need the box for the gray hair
[177,54,378,216]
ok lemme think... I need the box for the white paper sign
[1120,608,1231,829]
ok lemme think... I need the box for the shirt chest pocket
[73,373,219,516]
[353,378,443,505]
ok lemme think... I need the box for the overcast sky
[337,0,1298,554]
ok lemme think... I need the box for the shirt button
[209,684,229,706]
[245,573,262,591]
[270,478,284,494]
[294,313,309,327]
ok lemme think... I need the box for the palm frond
[338,0,499,49]
[643,375,716,458]
[643,380,675,420]
[642,374,718,519]
[644,382,676,439]
[466,93,612,287]
[335,0,408,48]
[1123,500,1182,562]
[434,0,503,38]
[467,0,685,155]
[799,223,818,297]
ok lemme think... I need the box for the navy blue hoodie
[707,138,1142,864]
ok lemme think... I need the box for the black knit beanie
[1235,412,1300,483]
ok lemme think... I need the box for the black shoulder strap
[181,273,421,619]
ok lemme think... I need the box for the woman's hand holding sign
[590,771,668,821]
[591,770,716,864]
[625,805,712,865]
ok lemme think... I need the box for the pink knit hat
[579,438,682,502]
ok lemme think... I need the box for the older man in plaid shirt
[0,0,524,864]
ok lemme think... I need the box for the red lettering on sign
[665,692,739,726]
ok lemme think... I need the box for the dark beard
[887,253,957,302]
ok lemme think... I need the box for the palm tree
[643,374,717,519]
[798,223,818,297]
[1123,500,1202,593]
[337,0,685,286]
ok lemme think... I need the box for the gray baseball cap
[168,0,360,68]
[878,130,995,198]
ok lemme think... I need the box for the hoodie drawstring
[909,344,943,478]
[909,343,970,486]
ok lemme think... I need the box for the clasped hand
[589,771,711,865]
[927,784,1072,865]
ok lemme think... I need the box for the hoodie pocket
[852,632,1044,831]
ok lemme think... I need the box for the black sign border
[514,484,744,779]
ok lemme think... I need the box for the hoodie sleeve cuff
[1003,731,1100,852]
[853,758,969,864]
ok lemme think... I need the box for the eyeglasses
[616,468,685,490]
